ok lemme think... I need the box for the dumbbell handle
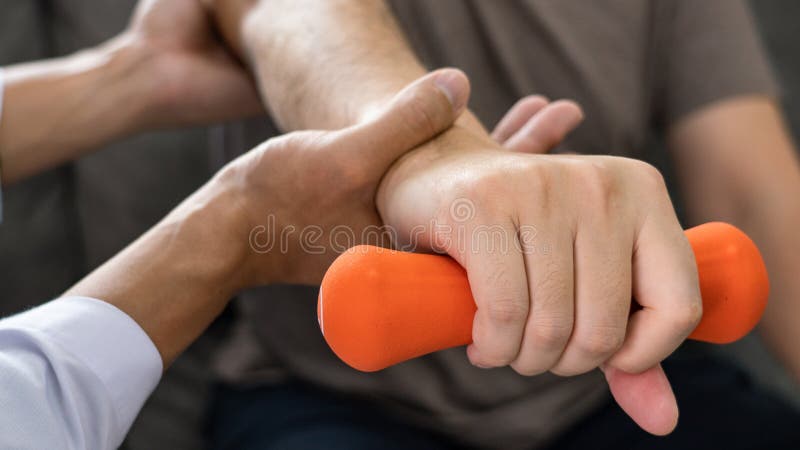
[318,222,769,372]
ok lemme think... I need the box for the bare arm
[211,0,489,133]
[211,1,705,436]
[0,40,156,184]
[64,69,464,367]
[669,96,800,381]
[213,0,421,128]
[0,0,261,185]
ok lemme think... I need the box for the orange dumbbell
[318,222,769,372]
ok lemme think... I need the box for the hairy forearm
[0,37,157,184]
[212,0,488,223]
[64,176,249,367]
[213,0,439,129]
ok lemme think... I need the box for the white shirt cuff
[4,296,163,433]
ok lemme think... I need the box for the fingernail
[433,69,469,115]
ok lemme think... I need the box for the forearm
[688,196,800,379]
[745,211,800,380]
[213,0,468,130]
[0,37,157,184]
[672,98,800,380]
[212,0,488,229]
[699,193,800,380]
[64,176,249,367]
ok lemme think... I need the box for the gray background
[0,1,798,448]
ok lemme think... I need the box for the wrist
[161,176,256,296]
[64,173,251,366]
[184,159,298,291]
[239,4,426,129]
[376,120,492,217]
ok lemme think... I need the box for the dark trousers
[207,355,800,450]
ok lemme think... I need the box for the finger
[503,100,584,154]
[603,363,679,436]
[491,95,549,144]
[607,183,702,374]
[550,223,630,376]
[509,222,575,376]
[338,68,470,177]
[462,222,531,368]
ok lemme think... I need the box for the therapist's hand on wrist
[211,68,470,289]
[65,69,468,365]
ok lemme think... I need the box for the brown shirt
[213,1,776,448]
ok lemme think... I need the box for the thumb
[338,68,470,177]
[602,363,679,436]
[501,100,584,154]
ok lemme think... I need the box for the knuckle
[520,159,550,187]
[518,160,554,206]
[475,356,511,368]
[671,299,704,334]
[478,349,516,367]
[471,337,519,367]
[455,163,523,209]
[572,160,617,209]
[529,317,573,349]
[628,159,667,193]
[511,360,548,377]
[550,365,590,377]
[609,358,640,375]
[452,172,502,207]
[575,325,626,357]
[467,174,502,200]
[486,296,529,327]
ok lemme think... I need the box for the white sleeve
[0,296,163,450]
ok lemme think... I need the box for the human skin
[59,71,586,371]
[0,0,262,184]
[0,0,585,377]
[63,68,470,367]
[669,96,800,382]
[208,0,708,435]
